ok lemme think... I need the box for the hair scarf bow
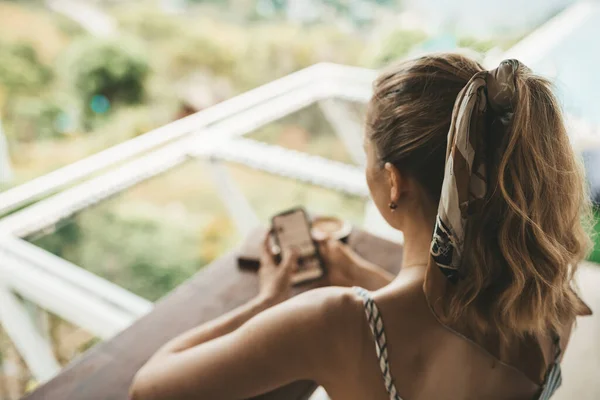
[430,59,521,284]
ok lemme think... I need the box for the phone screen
[272,209,324,284]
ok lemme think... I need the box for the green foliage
[115,8,241,85]
[7,95,68,140]
[0,41,62,141]
[323,0,350,13]
[589,207,600,264]
[249,103,353,164]
[115,4,364,90]
[371,29,428,66]
[61,37,150,112]
[231,24,362,90]
[2,0,44,3]
[52,13,87,38]
[458,32,529,54]
[114,6,182,41]
[269,0,286,11]
[0,41,52,93]
[32,202,235,301]
[168,31,238,78]
[94,104,175,140]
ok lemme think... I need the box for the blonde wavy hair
[367,53,593,341]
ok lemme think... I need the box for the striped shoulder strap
[353,286,403,400]
[536,332,563,400]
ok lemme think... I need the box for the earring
[388,201,398,211]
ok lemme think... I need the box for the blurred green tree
[61,37,150,120]
[0,41,52,94]
[114,7,181,41]
[0,41,63,142]
[168,31,238,78]
[7,95,66,140]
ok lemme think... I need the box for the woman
[130,53,592,400]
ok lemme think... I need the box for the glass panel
[0,324,32,400]
[248,102,366,164]
[45,312,98,368]
[31,160,238,302]
[29,153,366,301]
[224,162,366,226]
[0,306,97,398]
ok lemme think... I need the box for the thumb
[317,240,327,256]
[280,249,298,272]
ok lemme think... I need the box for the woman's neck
[399,211,435,269]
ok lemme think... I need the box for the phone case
[271,207,326,285]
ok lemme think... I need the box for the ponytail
[447,61,593,340]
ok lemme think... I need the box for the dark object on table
[237,226,268,271]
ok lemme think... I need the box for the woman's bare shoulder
[286,286,367,332]
[370,267,439,338]
[282,287,369,368]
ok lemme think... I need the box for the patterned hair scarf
[431,59,522,284]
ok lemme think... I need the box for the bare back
[320,266,569,400]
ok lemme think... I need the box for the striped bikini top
[352,286,563,400]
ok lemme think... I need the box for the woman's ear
[384,162,402,202]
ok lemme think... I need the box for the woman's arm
[145,247,296,363]
[344,255,395,290]
[130,236,305,400]
[145,294,277,364]
[318,238,394,290]
[129,232,380,400]
[129,287,354,400]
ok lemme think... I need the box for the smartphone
[271,207,325,285]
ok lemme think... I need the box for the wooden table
[24,228,403,400]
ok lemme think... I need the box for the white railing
[0,63,375,382]
[204,138,367,197]
[0,235,151,338]
[0,63,375,217]
[0,76,371,237]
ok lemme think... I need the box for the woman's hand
[258,232,298,306]
[316,237,362,287]
[316,235,394,290]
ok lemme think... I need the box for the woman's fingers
[279,249,298,273]
[260,230,276,265]
[325,239,339,254]
[317,239,340,263]
[262,229,273,252]
[317,240,328,256]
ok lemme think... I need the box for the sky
[406,0,576,37]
